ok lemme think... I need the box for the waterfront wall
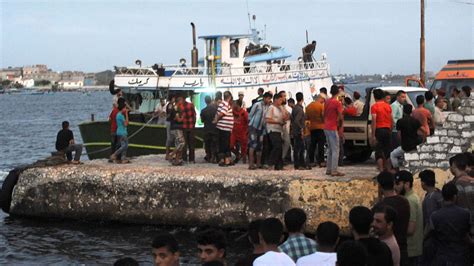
[9,162,379,231]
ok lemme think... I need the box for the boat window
[430,79,474,98]
[230,39,239,58]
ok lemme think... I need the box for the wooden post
[420,0,426,86]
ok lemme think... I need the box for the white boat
[80,22,333,159]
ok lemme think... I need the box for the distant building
[22,64,48,76]
[58,80,84,89]
[60,71,85,82]
[0,67,22,81]
[83,73,96,86]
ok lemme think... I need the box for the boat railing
[116,60,328,77]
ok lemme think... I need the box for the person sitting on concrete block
[55,120,82,164]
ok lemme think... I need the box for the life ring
[0,168,21,213]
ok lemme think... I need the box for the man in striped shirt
[213,91,234,166]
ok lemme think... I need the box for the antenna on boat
[264,24,267,41]
[246,0,252,33]
[305,30,309,44]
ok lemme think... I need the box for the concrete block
[464,115,474,122]
[458,123,471,129]
[434,129,447,136]
[404,153,419,161]
[420,145,434,152]
[450,146,462,153]
[422,161,436,167]
[448,114,463,122]
[434,153,447,160]
[408,161,422,167]
[434,144,449,152]
[448,130,460,137]
[461,131,473,138]
[426,136,439,144]
[420,153,433,160]
[454,138,469,146]
[442,122,457,129]
[440,137,454,144]
[437,161,450,168]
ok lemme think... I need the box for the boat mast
[420,0,425,86]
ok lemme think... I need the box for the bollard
[91,114,95,121]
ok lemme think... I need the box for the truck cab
[343,86,428,163]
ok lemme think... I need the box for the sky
[0,0,473,75]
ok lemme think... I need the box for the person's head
[278,90,287,104]
[117,89,123,97]
[384,92,391,103]
[160,98,166,105]
[215,91,222,101]
[247,219,263,247]
[419,169,436,191]
[273,93,283,105]
[396,90,407,104]
[416,95,425,106]
[441,181,458,202]
[373,89,384,101]
[196,229,227,263]
[372,203,397,238]
[284,208,307,233]
[394,170,414,195]
[287,98,295,107]
[258,87,264,96]
[449,153,469,177]
[259,218,284,247]
[434,97,445,109]
[452,88,460,97]
[312,40,316,45]
[238,91,244,100]
[114,257,139,266]
[296,92,304,104]
[353,91,361,100]
[205,95,212,105]
[320,87,327,95]
[152,232,180,266]
[463,152,474,176]
[403,104,413,116]
[461,85,471,97]
[263,92,273,105]
[349,206,373,236]
[330,85,340,97]
[62,121,69,130]
[176,95,184,104]
[168,94,175,103]
[223,91,232,102]
[118,100,126,111]
[425,91,434,102]
[336,240,368,266]
[376,171,395,191]
[315,221,340,250]
[344,97,353,106]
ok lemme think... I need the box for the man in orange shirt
[411,95,433,141]
[305,93,326,167]
[371,89,393,172]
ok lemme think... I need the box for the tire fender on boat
[0,168,21,213]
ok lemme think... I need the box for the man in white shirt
[433,98,446,126]
[296,221,339,266]
[253,218,295,266]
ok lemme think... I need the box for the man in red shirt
[324,85,344,176]
[108,98,126,162]
[231,99,249,163]
[178,96,197,163]
[371,89,393,172]
[343,97,358,117]
[411,95,433,141]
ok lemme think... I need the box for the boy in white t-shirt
[253,218,295,266]
[296,221,339,266]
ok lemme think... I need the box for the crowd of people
[112,152,473,266]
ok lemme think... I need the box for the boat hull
[79,121,204,160]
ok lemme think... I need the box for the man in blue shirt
[110,102,129,163]
[247,92,272,170]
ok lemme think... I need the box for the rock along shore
[9,154,379,231]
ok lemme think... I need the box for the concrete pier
[9,154,379,231]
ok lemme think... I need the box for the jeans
[64,143,83,161]
[293,135,305,168]
[324,130,339,173]
[309,129,326,164]
[114,135,128,159]
[182,128,195,162]
[269,131,283,169]
[165,121,173,147]
[390,146,405,168]
[110,133,121,160]
[171,129,185,153]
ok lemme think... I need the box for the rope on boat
[82,115,157,156]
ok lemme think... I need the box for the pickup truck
[343,86,428,163]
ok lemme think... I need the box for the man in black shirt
[55,121,83,164]
[390,104,423,170]
[349,206,393,266]
[200,96,219,163]
[291,92,308,170]
[376,171,411,266]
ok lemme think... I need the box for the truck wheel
[346,149,373,163]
